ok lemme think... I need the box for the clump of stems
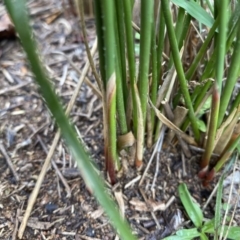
[90,0,240,185]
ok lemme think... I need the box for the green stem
[162,0,200,142]
[154,3,165,143]
[218,21,240,126]
[200,0,228,170]
[215,0,228,93]
[114,0,128,104]
[156,2,165,86]
[200,84,220,169]
[214,135,240,173]
[93,0,106,85]
[102,0,118,182]
[181,80,213,132]
[148,19,158,147]
[138,0,154,125]
[185,17,219,81]
[167,7,185,69]
[230,93,240,114]
[201,10,238,82]
[114,1,128,135]
[122,0,137,134]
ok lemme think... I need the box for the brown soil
[0,1,239,240]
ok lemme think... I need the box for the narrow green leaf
[202,219,214,233]
[237,144,240,153]
[4,1,136,239]
[214,174,224,240]
[224,226,240,239]
[171,0,214,28]
[203,218,240,239]
[163,228,201,240]
[178,183,203,228]
[196,119,207,132]
[138,0,154,124]
[197,97,212,117]
[205,223,240,239]
[199,232,208,240]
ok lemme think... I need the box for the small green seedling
[163,183,240,240]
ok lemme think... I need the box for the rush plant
[81,0,240,186]
[5,0,240,239]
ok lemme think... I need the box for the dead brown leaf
[44,10,62,24]
[0,13,15,39]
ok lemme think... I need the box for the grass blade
[178,183,203,228]
[4,1,136,239]
[163,228,201,240]
[171,0,214,28]
[214,172,225,240]
[138,0,154,124]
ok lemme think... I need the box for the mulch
[0,1,239,240]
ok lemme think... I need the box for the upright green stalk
[102,0,118,183]
[185,17,219,81]
[183,8,239,131]
[181,80,213,132]
[154,3,165,143]
[114,0,128,104]
[138,0,154,124]
[201,6,239,82]
[201,19,237,82]
[135,0,154,166]
[162,0,200,142]
[200,0,229,173]
[93,1,106,85]
[230,92,240,113]
[122,0,137,134]
[148,18,158,147]
[114,1,128,135]
[167,7,186,69]
[183,5,234,132]
[115,46,128,135]
[178,13,191,52]
[199,85,220,171]
[102,1,115,77]
[156,2,165,85]
[214,0,219,46]
[215,1,228,93]
[218,21,240,126]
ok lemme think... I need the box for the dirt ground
[0,1,240,240]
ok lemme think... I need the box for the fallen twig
[18,38,98,239]
[0,81,31,95]
[0,142,19,182]
[139,188,160,229]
